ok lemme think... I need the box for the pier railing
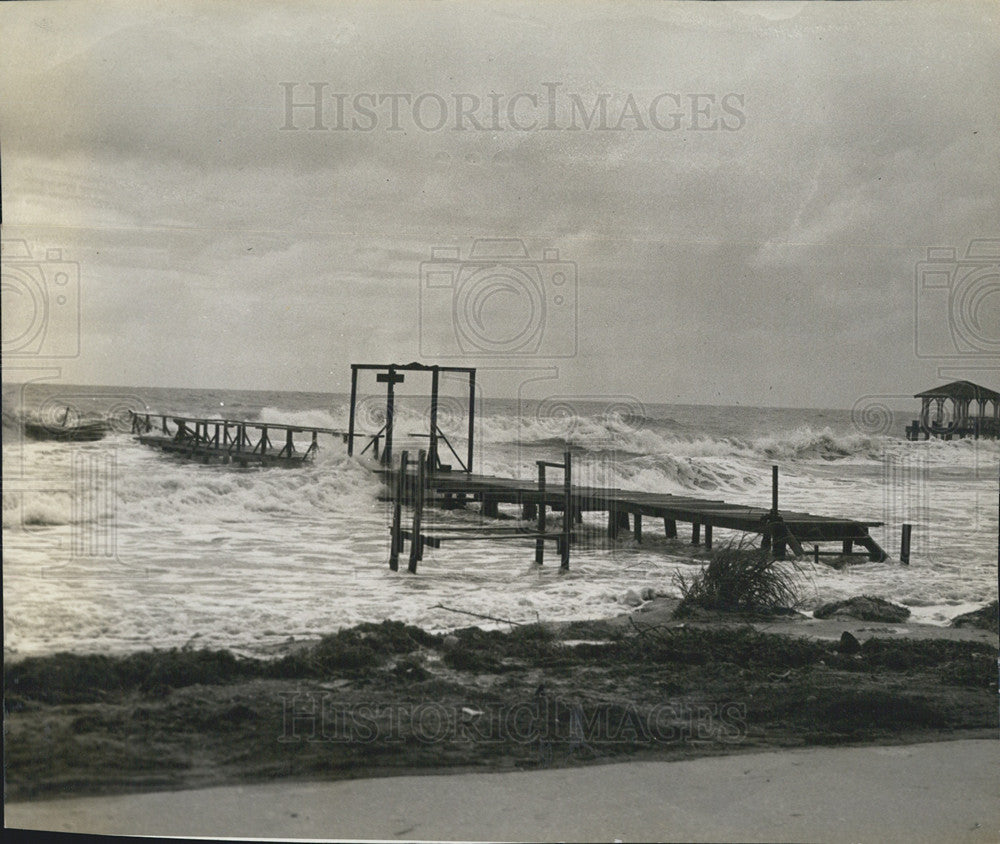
[388,449,577,572]
[382,457,889,572]
[129,412,354,465]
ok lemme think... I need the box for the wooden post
[384,365,396,467]
[704,523,713,550]
[408,449,426,573]
[536,463,546,565]
[608,505,618,539]
[429,366,440,471]
[771,519,786,559]
[664,517,677,539]
[467,369,476,474]
[900,523,912,565]
[561,451,571,569]
[785,529,804,559]
[522,501,537,520]
[772,465,779,513]
[389,450,409,571]
[633,512,642,543]
[814,544,820,565]
[347,365,359,455]
[842,539,854,554]
[691,522,701,546]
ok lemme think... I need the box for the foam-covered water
[3,382,997,657]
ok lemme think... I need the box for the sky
[2,0,998,409]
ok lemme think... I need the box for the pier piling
[389,450,408,571]
[408,450,426,573]
[900,523,912,565]
[536,463,546,565]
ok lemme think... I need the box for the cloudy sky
[2,0,998,408]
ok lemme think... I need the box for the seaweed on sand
[270,620,441,676]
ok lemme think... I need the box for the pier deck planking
[379,467,887,560]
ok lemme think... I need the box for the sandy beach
[7,739,998,842]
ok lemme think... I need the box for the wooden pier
[384,451,888,571]
[129,412,349,466]
[127,362,892,569]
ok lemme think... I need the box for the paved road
[7,739,998,842]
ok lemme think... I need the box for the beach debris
[622,589,644,607]
[949,601,999,634]
[23,406,110,442]
[837,631,862,655]
[431,603,524,627]
[814,596,911,624]
[674,536,802,617]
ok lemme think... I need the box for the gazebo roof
[915,380,1000,401]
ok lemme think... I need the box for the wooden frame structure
[347,363,477,472]
[906,380,1000,440]
[389,449,577,572]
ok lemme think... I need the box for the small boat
[23,408,110,442]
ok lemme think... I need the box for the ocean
[3,381,998,659]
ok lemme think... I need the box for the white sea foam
[3,387,996,658]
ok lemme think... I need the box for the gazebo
[906,380,1000,440]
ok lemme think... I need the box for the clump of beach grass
[674,535,801,617]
